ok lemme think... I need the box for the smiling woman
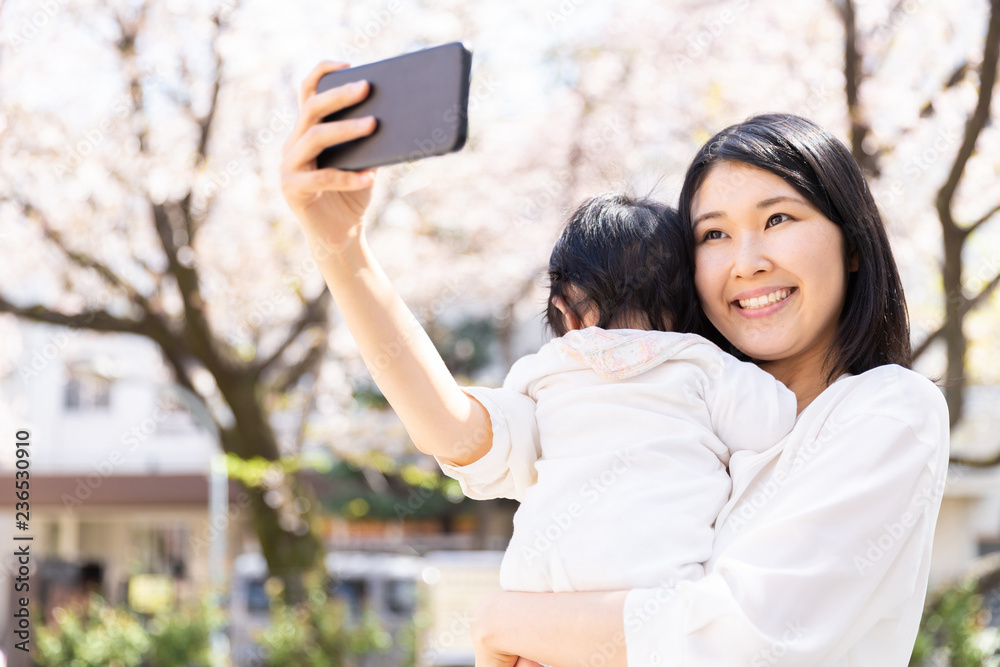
[680,115,912,409]
[468,115,948,667]
[689,161,851,410]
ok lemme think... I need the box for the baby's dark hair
[544,193,697,337]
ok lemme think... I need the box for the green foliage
[429,316,498,379]
[36,596,150,667]
[911,580,1000,666]
[146,595,225,667]
[253,574,393,667]
[35,593,222,667]
[224,451,329,489]
[323,459,469,520]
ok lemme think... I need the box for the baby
[433,193,797,594]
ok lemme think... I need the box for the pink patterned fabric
[556,327,720,380]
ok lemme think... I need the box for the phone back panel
[316,42,472,171]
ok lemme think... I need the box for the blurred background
[0,0,998,664]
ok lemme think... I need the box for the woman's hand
[280,60,379,251]
[472,593,545,667]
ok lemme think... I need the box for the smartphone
[315,42,473,172]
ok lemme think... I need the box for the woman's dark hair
[678,113,911,381]
[545,193,697,337]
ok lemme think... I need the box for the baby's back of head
[545,193,697,337]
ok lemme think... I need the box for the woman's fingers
[298,60,349,109]
[281,168,376,199]
[295,79,371,138]
[282,115,377,172]
[284,80,372,157]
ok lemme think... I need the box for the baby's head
[545,193,697,337]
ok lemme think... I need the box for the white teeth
[738,289,791,310]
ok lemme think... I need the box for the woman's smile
[732,286,796,315]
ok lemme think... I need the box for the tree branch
[194,15,224,167]
[114,7,149,153]
[917,60,970,119]
[0,295,146,335]
[150,200,226,369]
[833,0,880,177]
[966,269,1000,315]
[254,290,332,381]
[965,201,1000,237]
[935,0,1000,224]
[910,323,944,362]
[269,338,327,395]
[911,268,1000,362]
[30,206,157,318]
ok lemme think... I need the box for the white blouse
[622,364,950,666]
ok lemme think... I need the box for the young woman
[280,63,948,666]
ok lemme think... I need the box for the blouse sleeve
[622,368,949,666]
[433,385,541,502]
[703,351,798,455]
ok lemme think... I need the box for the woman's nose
[731,234,773,278]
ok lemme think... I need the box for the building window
[64,372,112,410]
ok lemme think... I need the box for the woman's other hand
[280,60,378,250]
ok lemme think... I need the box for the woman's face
[690,160,849,368]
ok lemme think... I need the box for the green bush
[34,593,222,667]
[253,574,393,667]
[36,596,150,667]
[911,579,1000,667]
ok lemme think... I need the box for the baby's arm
[281,62,490,467]
[702,350,798,454]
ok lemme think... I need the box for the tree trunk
[244,476,326,605]
[942,221,967,427]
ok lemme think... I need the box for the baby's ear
[552,296,582,332]
[552,295,569,315]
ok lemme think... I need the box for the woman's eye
[702,230,724,241]
[766,213,790,227]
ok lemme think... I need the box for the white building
[0,321,242,635]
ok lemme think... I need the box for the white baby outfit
[435,327,797,594]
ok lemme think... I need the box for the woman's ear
[552,295,583,332]
[849,246,859,272]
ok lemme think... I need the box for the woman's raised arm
[279,61,491,466]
